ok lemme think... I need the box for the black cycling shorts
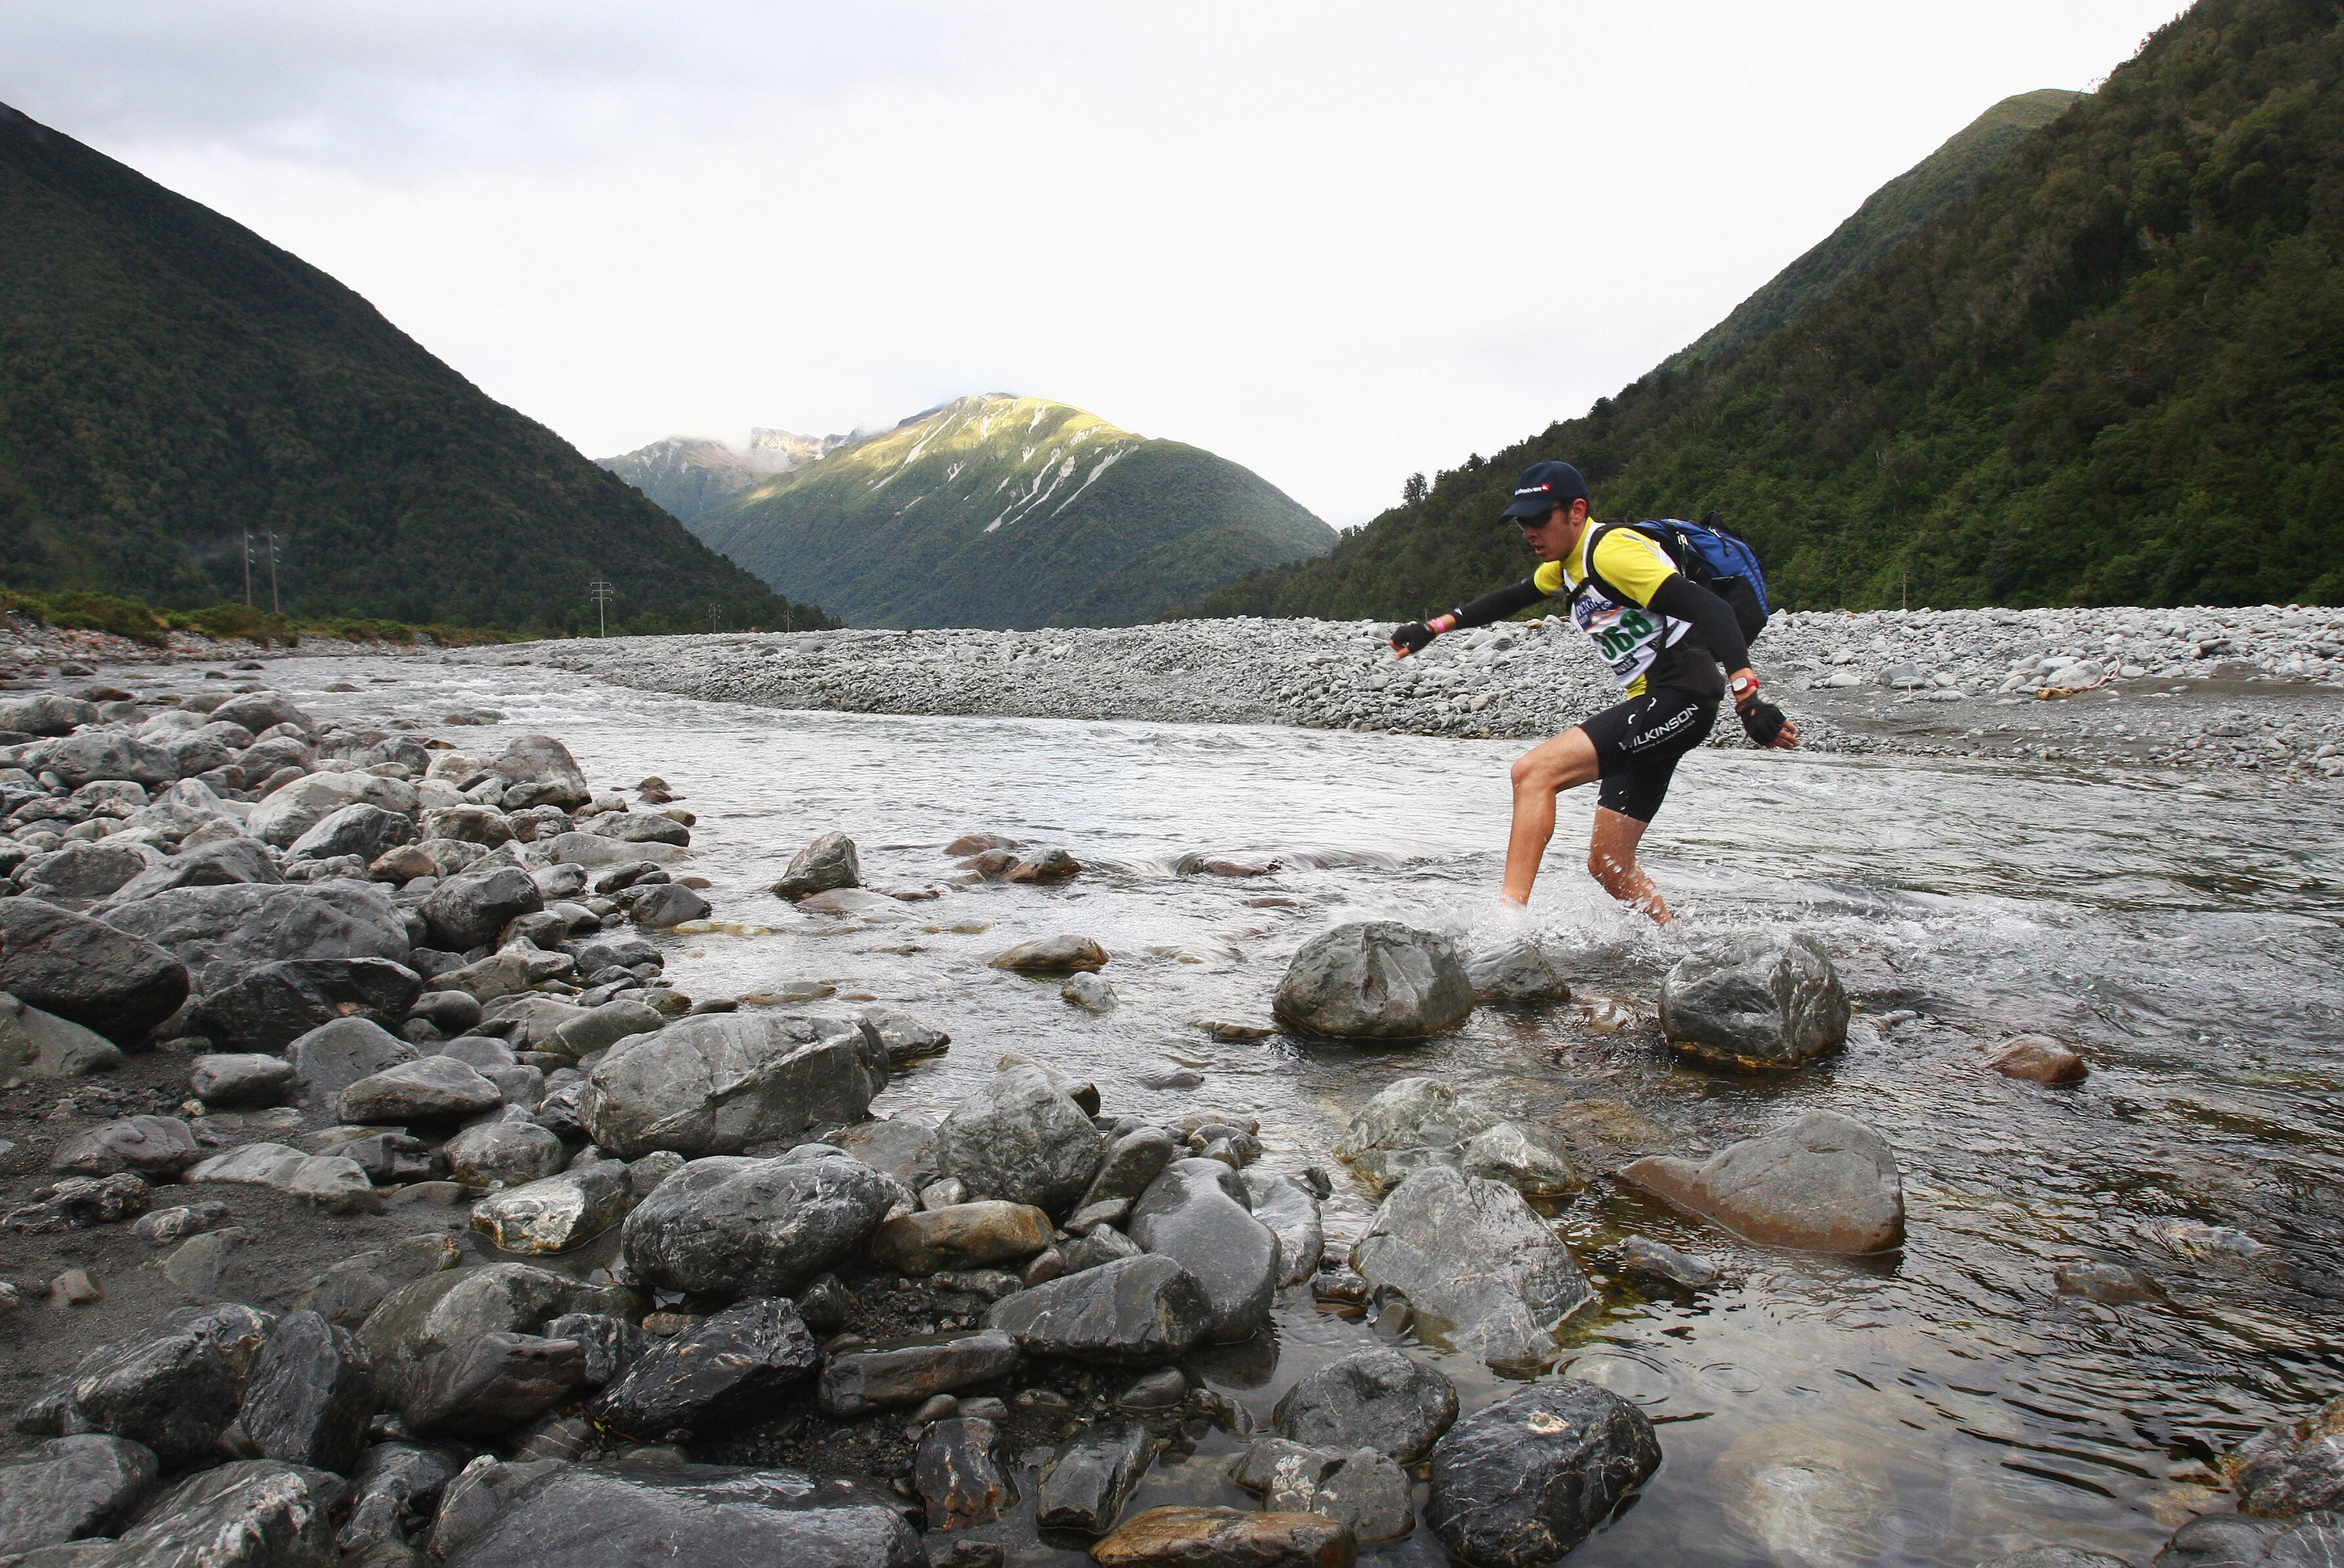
[1574,687,1718,823]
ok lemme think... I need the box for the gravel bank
[508,604,2344,779]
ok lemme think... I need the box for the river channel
[262,649,2344,1566]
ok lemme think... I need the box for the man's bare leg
[1501,728,1601,904]
[1588,807,1670,924]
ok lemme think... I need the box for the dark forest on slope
[0,104,831,634]
[1188,0,2344,621]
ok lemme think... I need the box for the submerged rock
[1350,1165,1591,1369]
[1425,1380,1662,1568]
[1331,1076,1580,1198]
[1272,920,1475,1039]
[1465,939,1573,1004]
[1091,1507,1356,1568]
[915,1416,1015,1531]
[1271,1346,1458,1464]
[1659,931,1849,1070]
[1228,1438,1415,1542]
[1620,1109,1905,1253]
[1037,1421,1158,1536]
[1986,1034,2089,1083]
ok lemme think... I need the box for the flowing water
[270,653,2344,1565]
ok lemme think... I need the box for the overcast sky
[4,1,2186,525]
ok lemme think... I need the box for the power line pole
[266,531,281,615]
[242,531,253,607]
[1901,569,1909,612]
[589,580,613,638]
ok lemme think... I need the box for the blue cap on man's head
[1500,460,1590,521]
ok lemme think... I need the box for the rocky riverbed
[515,604,2344,777]
[0,643,2341,1567]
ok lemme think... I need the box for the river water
[269,651,2344,1565]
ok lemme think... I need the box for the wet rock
[552,997,663,1056]
[796,1273,857,1334]
[984,1253,1213,1366]
[1271,1347,1458,1463]
[620,1149,900,1297]
[1080,1125,1178,1209]
[414,988,485,1035]
[1066,1198,1131,1235]
[915,1416,1014,1531]
[1659,931,1849,1070]
[868,1202,1054,1274]
[1465,940,1573,1004]
[2054,1261,2161,1304]
[1037,1421,1157,1535]
[356,1262,638,1407]
[0,993,125,1081]
[0,901,188,1043]
[17,840,154,903]
[817,1329,1020,1416]
[18,1177,147,1242]
[337,1056,503,1124]
[1987,1035,2090,1084]
[1425,1379,1662,1568]
[427,1455,565,1561]
[1331,1076,1580,1197]
[247,770,416,847]
[1128,1158,1280,1343]
[135,1200,234,1245]
[108,836,282,899]
[1091,1507,1356,1568]
[15,1303,273,1466]
[1273,920,1475,1040]
[582,1012,884,1160]
[1981,1552,2141,1567]
[1062,1223,1144,1274]
[339,1443,457,1554]
[1229,1439,1415,1543]
[0,1435,156,1556]
[1062,971,1118,1011]
[190,1053,297,1108]
[625,883,710,927]
[1618,1235,1720,1291]
[187,957,424,1055]
[210,690,316,736]
[2151,1514,2309,1567]
[589,1297,817,1437]
[0,693,99,735]
[287,1016,417,1105]
[986,934,1108,972]
[2138,1217,2264,1261]
[422,867,545,952]
[1005,846,1081,883]
[186,1144,378,1213]
[442,1121,566,1187]
[1620,1109,1905,1253]
[100,881,409,996]
[471,1163,632,1254]
[857,1007,951,1071]
[432,1461,924,1568]
[2231,1401,2344,1517]
[105,1458,345,1568]
[50,1115,200,1179]
[933,1062,1103,1213]
[288,804,416,866]
[828,1115,938,1188]
[771,831,861,900]
[238,1310,374,1473]
[48,732,179,791]
[403,1332,586,1439]
[294,1234,463,1326]
[1351,1165,1592,1369]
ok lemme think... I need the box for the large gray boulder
[247,770,418,847]
[1351,1165,1592,1370]
[1659,930,1850,1069]
[471,1163,634,1254]
[1127,1158,1280,1343]
[0,900,188,1043]
[356,1262,639,1407]
[620,1148,900,1299]
[932,1063,1103,1215]
[583,1013,886,1160]
[0,693,98,735]
[185,957,422,1055]
[1273,921,1475,1039]
[984,1253,1214,1366]
[592,1299,819,1435]
[287,803,417,865]
[106,837,282,900]
[1243,1169,1326,1284]
[14,1303,274,1466]
[1425,1380,1663,1568]
[0,1435,158,1556]
[422,866,546,952]
[48,732,180,790]
[15,840,154,903]
[583,811,689,846]
[1619,1109,1905,1253]
[337,1056,503,1124]
[0,993,125,1080]
[1272,1347,1458,1463]
[437,1461,924,1568]
[49,1114,200,1179]
[237,1309,374,1474]
[770,831,860,900]
[98,1458,346,1568]
[287,1016,417,1105]
[488,734,592,808]
[99,881,408,994]
[209,689,316,736]
[1332,1076,1581,1197]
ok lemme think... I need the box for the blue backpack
[1582,511,1771,642]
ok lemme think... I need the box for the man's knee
[1513,749,1565,794]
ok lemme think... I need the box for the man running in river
[1388,460,1798,925]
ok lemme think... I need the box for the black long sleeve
[1648,573,1750,672]
[1448,577,1546,629]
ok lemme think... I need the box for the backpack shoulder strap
[1576,521,1675,608]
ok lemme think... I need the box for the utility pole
[1901,569,1909,612]
[589,580,613,638]
[707,603,720,635]
[242,531,253,607]
[266,531,281,615]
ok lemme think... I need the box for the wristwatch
[1729,673,1760,704]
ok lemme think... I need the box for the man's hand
[1729,669,1798,749]
[1378,619,1434,656]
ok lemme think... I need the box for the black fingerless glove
[1390,621,1437,655]
[1737,696,1787,747]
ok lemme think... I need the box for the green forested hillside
[1190,0,2344,620]
[0,103,832,634]
[689,394,1336,628]
[1670,88,2083,368]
